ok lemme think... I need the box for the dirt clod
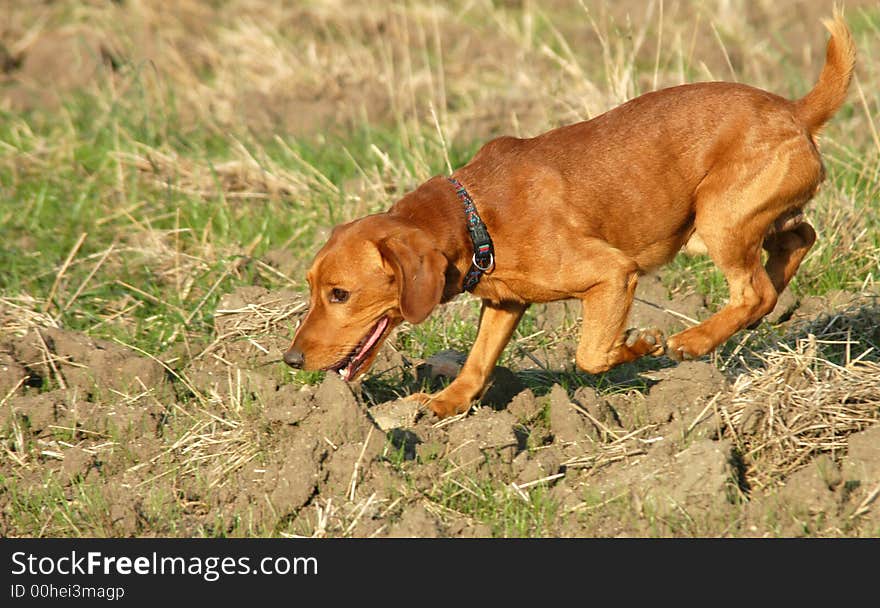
[843,426,880,485]
[574,386,622,432]
[513,445,564,485]
[384,503,444,538]
[213,286,305,367]
[640,439,737,516]
[8,328,167,397]
[319,431,385,498]
[4,27,106,112]
[446,408,519,452]
[643,361,728,427]
[61,446,93,483]
[310,373,376,444]
[0,350,29,396]
[262,384,315,425]
[506,388,542,421]
[267,435,325,514]
[778,455,841,513]
[765,288,799,324]
[548,384,590,445]
[369,398,422,431]
[5,392,67,433]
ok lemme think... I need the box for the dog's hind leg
[666,140,824,360]
[763,217,817,295]
[666,223,777,360]
[742,216,817,330]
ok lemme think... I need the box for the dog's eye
[329,288,350,303]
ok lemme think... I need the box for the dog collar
[448,176,494,292]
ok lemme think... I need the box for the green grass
[2,472,112,537]
[432,478,560,537]
[0,83,485,360]
[1,16,876,361]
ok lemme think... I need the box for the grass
[433,478,560,537]
[1,0,879,538]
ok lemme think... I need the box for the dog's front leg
[412,299,526,418]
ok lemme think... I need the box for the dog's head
[283,215,447,381]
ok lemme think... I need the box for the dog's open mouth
[324,316,390,381]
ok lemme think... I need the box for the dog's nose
[283,347,305,369]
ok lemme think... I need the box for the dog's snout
[283,347,305,369]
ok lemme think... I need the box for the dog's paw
[408,392,432,406]
[623,327,666,357]
[665,344,695,361]
[666,328,715,361]
[408,391,469,419]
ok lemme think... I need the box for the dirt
[5,328,168,398]
[2,286,879,538]
[0,349,30,395]
[743,426,880,536]
[1,26,110,112]
[628,273,709,336]
[641,361,729,440]
[548,383,594,446]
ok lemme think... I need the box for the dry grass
[0,295,59,338]
[722,302,880,490]
[201,290,308,364]
[118,146,311,201]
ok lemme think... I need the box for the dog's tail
[794,10,856,135]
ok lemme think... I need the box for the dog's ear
[378,233,447,324]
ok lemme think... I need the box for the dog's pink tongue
[341,317,389,381]
[356,317,389,363]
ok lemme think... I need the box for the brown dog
[284,15,855,418]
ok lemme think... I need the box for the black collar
[448,177,494,292]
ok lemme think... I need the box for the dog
[284,14,855,419]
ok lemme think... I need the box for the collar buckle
[472,251,494,272]
[448,176,495,292]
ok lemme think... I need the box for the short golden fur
[285,14,856,418]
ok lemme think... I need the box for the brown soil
[1,287,879,538]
